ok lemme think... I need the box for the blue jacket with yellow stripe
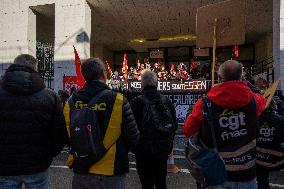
[63,81,139,176]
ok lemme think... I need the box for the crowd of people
[110,58,217,82]
[0,54,283,189]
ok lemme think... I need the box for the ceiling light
[129,38,146,43]
[158,34,197,41]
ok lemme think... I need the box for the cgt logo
[219,110,246,130]
[219,109,247,141]
[260,122,275,137]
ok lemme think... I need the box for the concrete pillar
[27,9,37,58]
[54,0,92,91]
[273,0,284,90]
[0,1,30,75]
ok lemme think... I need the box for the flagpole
[211,18,218,87]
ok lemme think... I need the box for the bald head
[218,60,243,82]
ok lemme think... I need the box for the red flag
[73,46,85,90]
[234,44,239,58]
[121,53,128,74]
[171,64,175,70]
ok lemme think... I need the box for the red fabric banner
[63,76,77,91]
[73,46,85,90]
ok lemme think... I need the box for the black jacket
[130,86,178,156]
[0,65,68,176]
[66,80,139,175]
[257,110,284,171]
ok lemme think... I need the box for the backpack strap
[202,96,218,151]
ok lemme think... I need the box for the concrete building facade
[0,0,283,91]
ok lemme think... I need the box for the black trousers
[256,167,270,189]
[135,154,168,189]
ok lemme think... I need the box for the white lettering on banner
[130,82,141,89]
[158,81,171,91]
[183,81,207,90]
[165,95,201,105]
[127,81,209,91]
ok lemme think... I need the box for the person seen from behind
[63,58,139,189]
[0,54,68,189]
[256,99,284,189]
[130,69,178,189]
[183,60,267,189]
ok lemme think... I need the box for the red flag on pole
[234,44,239,58]
[121,52,128,74]
[73,46,85,90]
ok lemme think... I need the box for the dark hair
[81,58,106,81]
[14,54,38,71]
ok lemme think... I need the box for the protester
[58,89,70,105]
[256,99,284,189]
[255,77,269,94]
[130,70,178,189]
[70,85,77,95]
[184,60,267,188]
[0,54,67,189]
[64,58,139,189]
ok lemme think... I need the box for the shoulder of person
[130,94,144,104]
[39,88,61,101]
[107,90,125,104]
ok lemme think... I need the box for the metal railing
[36,42,54,89]
[252,56,274,83]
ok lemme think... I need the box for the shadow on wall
[53,28,84,55]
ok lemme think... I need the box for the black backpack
[69,90,110,172]
[139,95,175,157]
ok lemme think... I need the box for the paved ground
[49,136,284,189]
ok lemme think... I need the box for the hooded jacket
[257,109,284,171]
[183,81,266,182]
[0,64,67,176]
[130,86,178,157]
[64,80,139,176]
[184,81,266,137]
